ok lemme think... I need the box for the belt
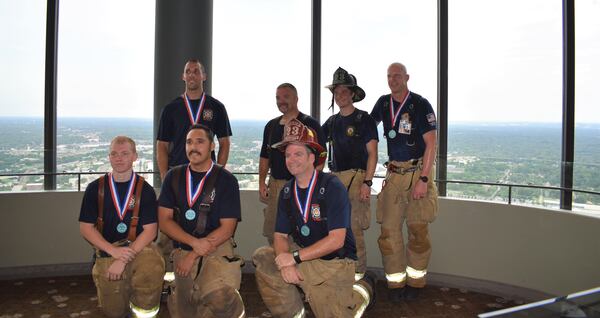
[384,160,420,174]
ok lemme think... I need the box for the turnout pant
[263,177,288,245]
[333,169,371,276]
[253,246,373,318]
[376,159,438,288]
[168,240,245,318]
[92,244,165,318]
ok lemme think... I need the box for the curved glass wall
[447,0,563,207]
[0,2,47,191]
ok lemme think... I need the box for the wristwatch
[363,180,373,187]
[292,250,302,264]
[419,176,429,183]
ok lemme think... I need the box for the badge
[346,125,355,137]
[116,222,127,233]
[388,130,397,139]
[202,109,213,121]
[300,225,310,237]
[311,204,321,221]
[399,113,412,135]
[185,209,196,220]
[128,197,135,210]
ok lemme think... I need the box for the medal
[186,162,215,211]
[182,93,206,125]
[116,222,127,233]
[293,170,318,234]
[300,225,310,237]
[185,209,196,220]
[107,171,136,233]
[389,92,410,136]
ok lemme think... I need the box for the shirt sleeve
[362,113,380,143]
[416,97,437,136]
[259,120,272,159]
[157,104,173,142]
[79,180,99,224]
[214,101,233,138]
[158,169,177,209]
[215,172,241,221]
[274,187,292,234]
[325,177,351,231]
[370,96,384,125]
[321,118,330,141]
[139,181,158,225]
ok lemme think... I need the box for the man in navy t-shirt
[158,124,244,318]
[370,62,439,302]
[253,119,376,317]
[79,136,164,318]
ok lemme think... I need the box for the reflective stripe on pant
[92,244,165,318]
[376,161,438,288]
[253,246,372,318]
[263,178,288,245]
[168,240,245,318]
[333,170,371,275]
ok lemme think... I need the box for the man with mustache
[158,124,244,317]
[259,83,326,245]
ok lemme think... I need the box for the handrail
[1,172,599,208]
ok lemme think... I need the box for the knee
[204,286,244,317]
[252,246,275,268]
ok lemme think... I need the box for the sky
[1,0,599,123]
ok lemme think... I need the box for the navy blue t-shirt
[79,174,158,243]
[158,164,241,250]
[370,92,437,161]
[322,109,379,172]
[260,113,326,180]
[157,95,232,167]
[275,172,357,260]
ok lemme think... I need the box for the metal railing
[1,171,599,209]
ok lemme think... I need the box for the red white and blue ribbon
[293,170,318,224]
[389,91,411,129]
[182,92,206,125]
[108,171,136,221]
[186,162,215,209]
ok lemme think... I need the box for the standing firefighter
[259,83,326,245]
[322,67,379,281]
[370,62,439,302]
[253,119,376,318]
[158,124,245,318]
[79,136,165,318]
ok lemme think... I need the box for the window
[321,0,437,190]
[0,2,47,191]
[213,0,311,189]
[574,0,600,213]
[56,0,155,190]
[447,0,563,207]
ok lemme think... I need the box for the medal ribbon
[389,91,411,129]
[108,171,136,221]
[293,170,318,224]
[182,92,206,125]
[186,162,215,209]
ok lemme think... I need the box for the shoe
[362,271,378,310]
[389,287,404,303]
[403,285,421,300]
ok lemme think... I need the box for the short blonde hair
[110,136,137,153]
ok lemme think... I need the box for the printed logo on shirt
[203,109,213,121]
[311,204,321,221]
[427,113,437,126]
[346,125,356,137]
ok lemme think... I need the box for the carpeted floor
[0,273,525,317]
